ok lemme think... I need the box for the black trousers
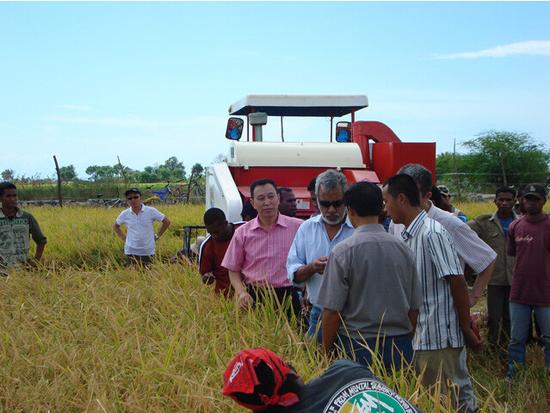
[487,285,511,347]
[247,285,301,321]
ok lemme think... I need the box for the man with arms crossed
[384,174,480,413]
[287,170,354,337]
[0,182,47,273]
[113,188,171,267]
[317,181,421,370]
[390,164,496,307]
[222,179,303,315]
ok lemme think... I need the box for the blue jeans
[308,305,323,340]
[508,302,550,377]
[338,333,413,370]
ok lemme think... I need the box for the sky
[1,1,549,179]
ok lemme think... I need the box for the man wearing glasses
[287,170,354,338]
[113,188,171,267]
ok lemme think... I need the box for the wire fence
[436,172,549,200]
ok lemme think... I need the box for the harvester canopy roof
[228,95,368,117]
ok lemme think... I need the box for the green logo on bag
[323,379,416,413]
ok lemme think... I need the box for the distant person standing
[0,182,47,273]
[113,188,171,267]
[506,183,550,380]
[468,187,518,350]
[278,187,298,217]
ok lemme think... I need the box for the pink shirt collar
[248,213,290,231]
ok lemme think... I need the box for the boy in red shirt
[507,184,550,379]
[199,208,243,297]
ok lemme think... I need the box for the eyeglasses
[318,199,344,208]
[127,196,139,200]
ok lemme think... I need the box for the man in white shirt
[389,164,496,306]
[113,188,171,267]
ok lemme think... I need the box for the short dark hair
[385,174,421,207]
[277,187,293,196]
[250,179,277,198]
[397,163,433,196]
[307,177,317,193]
[241,200,258,220]
[0,182,16,196]
[231,361,301,410]
[430,185,444,209]
[124,188,142,197]
[495,186,516,198]
[343,182,383,217]
[203,207,227,226]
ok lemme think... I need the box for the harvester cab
[207,95,436,221]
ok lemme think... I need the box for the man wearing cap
[438,185,468,222]
[197,207,244,297]
[223,347,422,412]
[113,188,171,267]
[506,183,550,380]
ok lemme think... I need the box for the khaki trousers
[414,347,478,413]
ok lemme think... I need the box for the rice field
[0,202,549,412]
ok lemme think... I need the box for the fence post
[53,155,63,207]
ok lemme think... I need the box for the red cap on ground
[223,348,300,411]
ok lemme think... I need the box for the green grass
[0,202,549,412]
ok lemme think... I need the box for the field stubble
[0,203,549,412]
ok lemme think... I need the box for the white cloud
[43,115,159,129]
[59,104,92,111]
[435,40,550,60]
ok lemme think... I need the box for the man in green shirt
[0,182,47,273]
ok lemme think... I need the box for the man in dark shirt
[223,348,421,412]
[198,208,243,296]
[507,183,550,379]
[469,187,518,350]
[0,182,47,273]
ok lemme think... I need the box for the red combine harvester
[206,95,436,222]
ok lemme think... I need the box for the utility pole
[453,138,462,200]
[53,155,63,207]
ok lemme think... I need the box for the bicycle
[143,181,186,204]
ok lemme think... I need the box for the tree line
[436,131,549,193]
[2,156,204,184]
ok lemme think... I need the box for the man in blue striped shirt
[383,174,481,413]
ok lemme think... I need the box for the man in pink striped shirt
[222,179,303,313]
